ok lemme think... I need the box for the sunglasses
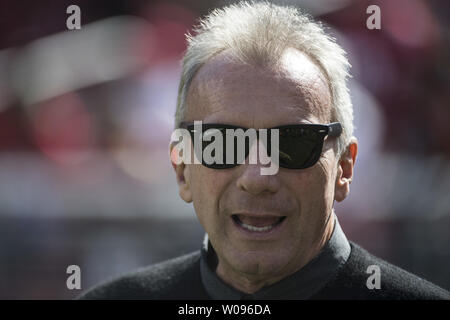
[180,122,342,170]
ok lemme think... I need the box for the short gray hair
[175,1,353,155]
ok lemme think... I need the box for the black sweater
[79,242,450,300]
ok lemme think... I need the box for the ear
[334,137,358,202]
[170,142,193,203]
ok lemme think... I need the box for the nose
[235,140,280,195]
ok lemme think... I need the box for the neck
[215,212,336,294]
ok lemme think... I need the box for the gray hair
[175,1,353,155]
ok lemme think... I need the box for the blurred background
[0,0,449,299]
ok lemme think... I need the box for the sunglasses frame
[179,122,342,169]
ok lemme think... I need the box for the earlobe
[170,144,193,203]
[334,138,358,202]
[334,166,349,202]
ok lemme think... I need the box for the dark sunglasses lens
[195,127,243,169]
[278,127,323,169]
[190,125,325,169]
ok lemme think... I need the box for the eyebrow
[178,122,342,137]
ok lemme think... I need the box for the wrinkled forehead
[185,48,332,126]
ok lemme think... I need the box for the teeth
[234,216,283,232]
[240,222,275,232]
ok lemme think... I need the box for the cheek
[290,167,327,198]
[308,147,337,195]
[188,165,231,226]
[318,152,339,203]
[288,157,335,219]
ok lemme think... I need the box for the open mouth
[231,214,286,233]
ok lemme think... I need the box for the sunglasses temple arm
[328,122,342,137]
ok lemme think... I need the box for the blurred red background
[0,0,449,298]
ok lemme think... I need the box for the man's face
[175,48,347,288]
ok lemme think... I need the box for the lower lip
[231,215,286,239]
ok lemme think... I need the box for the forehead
[185,48,332,127]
